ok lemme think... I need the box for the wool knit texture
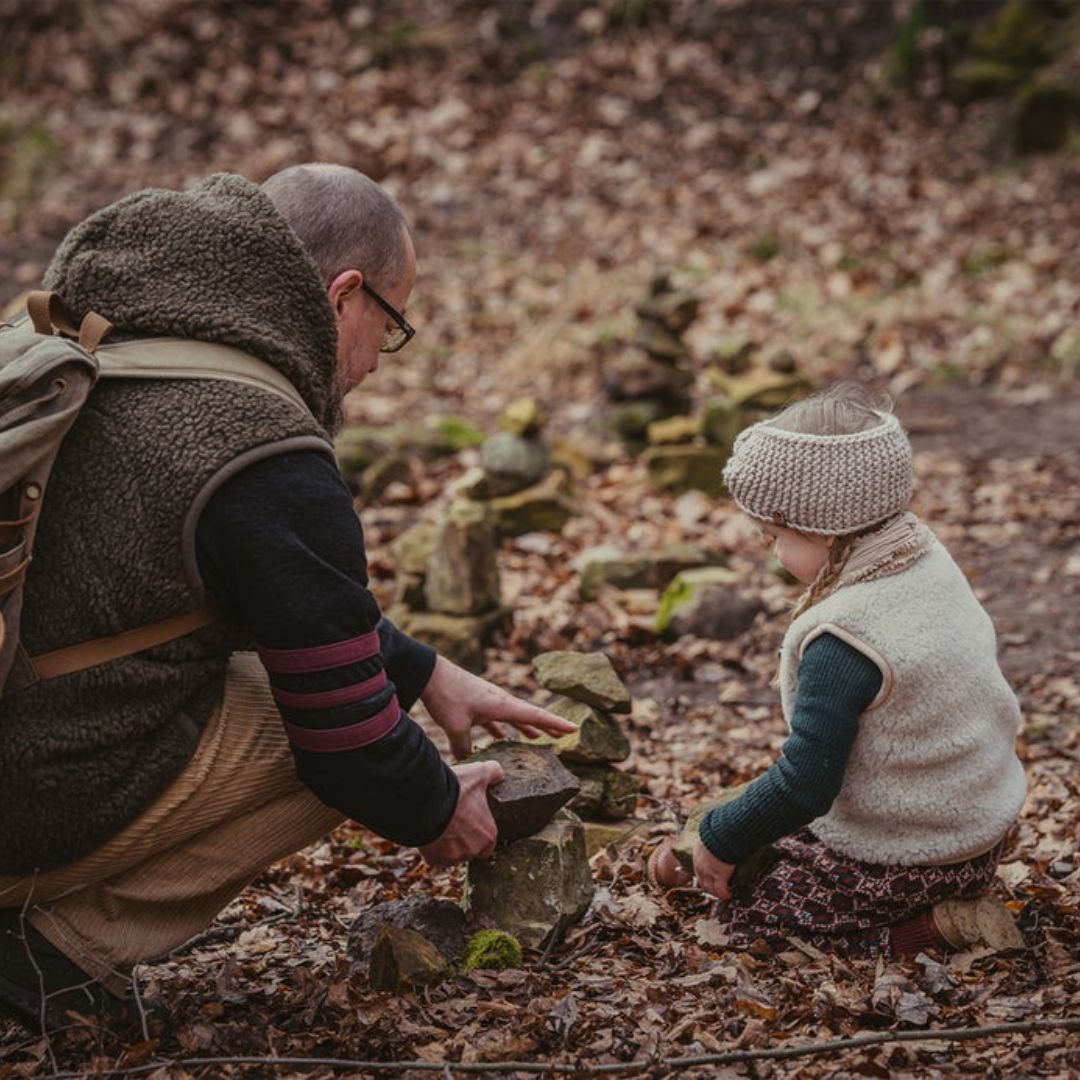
[0,175,339,874]
[778,539,1027,866]
[722,412,914,535]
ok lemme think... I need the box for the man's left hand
[420,655,577,759]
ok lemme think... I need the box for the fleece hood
[43,172,341,430]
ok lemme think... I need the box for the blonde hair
[774,382,897,619]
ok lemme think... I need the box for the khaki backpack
[0,291,315,696]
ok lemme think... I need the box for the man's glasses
[361,281,415,353]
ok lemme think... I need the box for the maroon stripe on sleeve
[271,671,388,710]
[257,631,381,674]
[283,699,401,753]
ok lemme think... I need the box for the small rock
[368,924,448,991]
[707,369,811,411]
[481,432,551,497]
[642,445,728,496]
[389,606,511,673]
[634,290,700,335]
[500,398,546,437]
[466,740,580,842]
[568,764,640,820]
[603,353,693,405]
[636,320,689,364]
[460,929,522,972]
[671,785,749,870]
[608,400,669,445]
[533,651,632,714]
[709,335,757,374]
[646,414,700,446]
[488,470,575,537]
[424,500,501,616]
[531,698,631,764]
[465,810,595,949]
[349,895,468,973]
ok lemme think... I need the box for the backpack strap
[31,605,219,681]
[26,290,113,353]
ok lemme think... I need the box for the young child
[649,383,1027,956]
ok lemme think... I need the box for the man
[0,164,574,1033]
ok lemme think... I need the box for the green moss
[430,415,485,451]
[459,929,522,973]
[749,232,781,263]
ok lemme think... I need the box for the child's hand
[692,839,735,900]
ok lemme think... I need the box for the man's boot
[0,908,136,1035]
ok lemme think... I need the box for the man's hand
[692,839,736,900]
[420,655,578,759]
[418,760,505,865]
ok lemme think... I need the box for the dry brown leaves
[2,1,1079,1076]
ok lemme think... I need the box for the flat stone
[636,320,689,364]
[368,924,448,991]
[466,740,580,842]
[603,353,693,405]
[465,810,595,950]
[532,651,631,714]
[568,764,640,820]
[642,445,728,497]
[481,432,551,497]
[646,415,700,446]
[581,818,647,857]
[579,543,723,601]
[388,606,511,674]
[349,894,468,972]
[634,290,699,335]
[529,698,630,764]
[487,470,575,538]
[424,500,501,616]
[707,369,812,411]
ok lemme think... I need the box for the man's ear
[327,269,363,316]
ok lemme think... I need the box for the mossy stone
[532,651,631,714]
[642,445,728,497]
[460,929,522,973]
[528,698,630,764]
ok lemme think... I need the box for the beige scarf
[835,511,936,589]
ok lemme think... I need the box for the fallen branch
[42,1016,1080,1077]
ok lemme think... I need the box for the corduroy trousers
[0,653,344,996]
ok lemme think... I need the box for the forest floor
[1,1,1078,1076]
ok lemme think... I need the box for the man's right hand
[418,760,505,866]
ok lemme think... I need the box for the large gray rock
[466,741,580,842]
[349,894,468,974]
[481,432,550,497]
[655,567,761,641]
[424,501,501,616]
[391,521,438,608]
[532,651,632,715]
[465,810,595,949]
[530,698,630,765]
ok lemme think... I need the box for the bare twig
[40,1016,1080,1077]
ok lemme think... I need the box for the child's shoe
[930,895,1026,951]
[645,839,693,892]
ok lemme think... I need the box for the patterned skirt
[720,828,1005,957]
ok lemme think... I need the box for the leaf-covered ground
[2,2,1078,1075]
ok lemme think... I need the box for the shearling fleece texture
[0,175,341,874]
[778,541,1027,866]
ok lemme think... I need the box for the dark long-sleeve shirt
[195,449,458,847]
[699,633,883,864]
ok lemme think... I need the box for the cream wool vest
[779,540,1026,866]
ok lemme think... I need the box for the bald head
[262,163,412,291]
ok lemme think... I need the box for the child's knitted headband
[722,411,913,535]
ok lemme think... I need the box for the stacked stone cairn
[604,274,698,453]
[454,398,575,538]
[386,499,510,674]
[524,651,643,857]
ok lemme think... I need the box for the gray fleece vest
[0,174,341,874]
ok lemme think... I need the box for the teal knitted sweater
[699,633,883,864]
